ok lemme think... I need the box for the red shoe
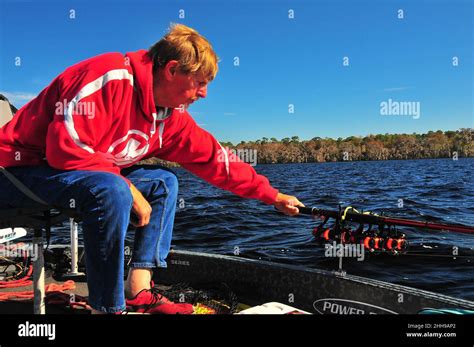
[126,282,194,314]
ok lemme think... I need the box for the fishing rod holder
[306,206,409,256]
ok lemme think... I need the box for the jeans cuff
[89,301,126,314]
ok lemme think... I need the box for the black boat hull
[155,250,474,314]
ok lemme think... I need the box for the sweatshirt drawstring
[150,112,157,135]
[158,122,165,148]
[151,108,170,148]
[155,107,169,148]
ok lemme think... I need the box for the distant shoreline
[140,155,473,168]
[141,129,473,167]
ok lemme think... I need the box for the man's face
[154,63,209,109]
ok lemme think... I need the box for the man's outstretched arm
[156,111,304,216]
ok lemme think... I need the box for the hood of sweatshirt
[125,49,157,122]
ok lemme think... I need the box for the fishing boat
[1,244,474,314]
[156,249,474,314]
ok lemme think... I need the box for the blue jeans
[0,164,178,313]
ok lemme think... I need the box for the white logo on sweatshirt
[106,130,150,165]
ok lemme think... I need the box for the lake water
[53,158,474,301]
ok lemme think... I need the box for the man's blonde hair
[148,23,218,81]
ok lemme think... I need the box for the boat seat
[1,95,84,313]
[0,94,85,314]
[0,206,77,230]
[0,205,80,314]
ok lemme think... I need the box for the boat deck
[0,275,90,314]
[2,247,474,314]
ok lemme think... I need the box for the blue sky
[0,0,472,143]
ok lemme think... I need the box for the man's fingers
[130,214,151,227]
[292,199,305,207]
[289,203,306,215]
[140,216,150,227]
[285,205,299,216]
[274,194,304,216]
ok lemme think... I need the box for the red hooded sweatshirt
[0,50,279,204]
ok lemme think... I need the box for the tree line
[141,128,472,166]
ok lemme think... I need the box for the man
[0,24,304,314]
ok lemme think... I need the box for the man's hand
[273,193,305,216]
[130,183,152,227]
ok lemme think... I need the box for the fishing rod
[298,206,474,255]
[299,206,474,234]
